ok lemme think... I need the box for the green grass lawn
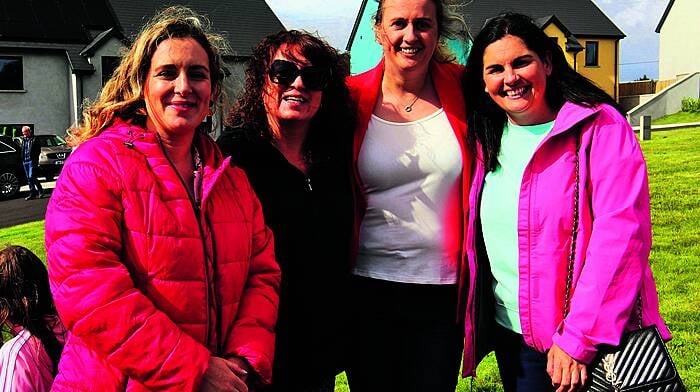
[0,220,45,260]
[2,128,699,391]
[652,111,700,125]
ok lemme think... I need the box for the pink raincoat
[462,102,670,375]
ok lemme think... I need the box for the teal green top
[480,120,554,333]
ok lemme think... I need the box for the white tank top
[353,109,462,284]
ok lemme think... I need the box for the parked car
[0,135,26,198]
[36,134,71,180]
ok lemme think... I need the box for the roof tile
[461,0,625,38]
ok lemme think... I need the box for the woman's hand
[547,344,587,392]
[227,356,251,382]
[201,357,248,392]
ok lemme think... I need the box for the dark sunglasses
[268,59,329,91]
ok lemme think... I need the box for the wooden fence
[655,79,676,93]
[620,79,677,97]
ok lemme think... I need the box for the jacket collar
[550,101,603,138]
[351,58,385,152]
[104,119,232,202]
[473,102,605,173]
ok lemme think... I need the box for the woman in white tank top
[345,0,473,390]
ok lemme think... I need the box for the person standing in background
[20,126,44,200]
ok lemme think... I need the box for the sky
[265,0,671,82]
[593,0,669,81]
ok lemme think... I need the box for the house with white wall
[0,0,284,137]
[656,0,700,80]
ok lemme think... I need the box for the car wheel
[0,172,20,198]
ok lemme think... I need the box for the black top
[21,137,41,164]
[217,129,353,387]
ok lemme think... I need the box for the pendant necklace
[404,94,420,112]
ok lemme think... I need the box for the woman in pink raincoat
[462,13,670,392]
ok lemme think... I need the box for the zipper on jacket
[157,135,212,347]
[305,176,313,192]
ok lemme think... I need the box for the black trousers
[493,324,555,392]
[347,276,463,392]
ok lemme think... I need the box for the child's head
[0,245,63,374]
[0,245,55,329]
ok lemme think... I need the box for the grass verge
[652,111,700,125]
[0,220,45,261]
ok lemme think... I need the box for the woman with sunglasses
[217,30,354,392]
[345,0,471,390]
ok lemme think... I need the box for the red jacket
[45,120,280,390]
[347,60,472,310]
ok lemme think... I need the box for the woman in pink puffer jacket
[45,7,280,391]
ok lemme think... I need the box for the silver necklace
[404,94,420,112]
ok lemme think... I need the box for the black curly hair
[226,30,354,161]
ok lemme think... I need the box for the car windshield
[38,135,67,147]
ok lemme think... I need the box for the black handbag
[563,130,686,392]
[584,326,685,391]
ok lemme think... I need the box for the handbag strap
[562,128,581,318]
[562,127,643,329]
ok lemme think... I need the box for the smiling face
[263,44,323,133]
[482,34,555,125]
[375,0,439,75]
[144,37,212,138]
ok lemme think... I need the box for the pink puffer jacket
[462,102,670,375]
[45,120,280,390]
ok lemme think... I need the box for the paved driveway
[0,181,56,229]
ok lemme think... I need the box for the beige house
[656,0,700,80]
[539,16,622,100]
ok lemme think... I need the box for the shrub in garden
[681,97,700,112]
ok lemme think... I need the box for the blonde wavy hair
[68,6,230,146]
[373,0,468,63]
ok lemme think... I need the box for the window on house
[585,41,599,67]
[102,56,121,86]
[0,56,23,90]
